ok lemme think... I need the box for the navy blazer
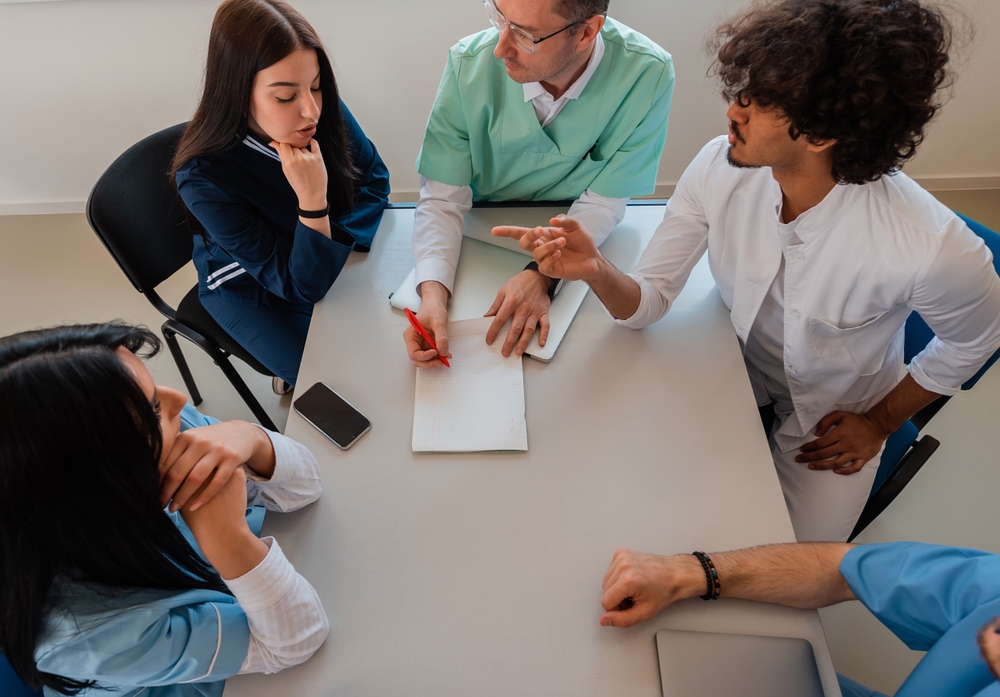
[176,100,390,309]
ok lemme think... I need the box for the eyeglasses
[481,0,585,54]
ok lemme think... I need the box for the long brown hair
[171,0,357,214]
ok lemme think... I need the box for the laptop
[655,629,826,697]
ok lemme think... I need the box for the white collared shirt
[414,34,627,293]
[741,218,807,433]
[522,33,605,127]
[619,136,1000,454]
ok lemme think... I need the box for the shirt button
[794,252,805,263]
[790,309,801,320]
[807,407,816,415]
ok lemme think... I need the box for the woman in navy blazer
[172,0,389,389]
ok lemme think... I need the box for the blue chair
[0,652,40,697]
[849,214,1000,540]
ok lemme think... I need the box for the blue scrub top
[840,542,1000,697]
[34,406,264,697]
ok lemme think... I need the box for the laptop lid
[390,208,589,362]
[655,629,826,697]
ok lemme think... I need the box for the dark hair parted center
[710,0,958,184]
[171,0,358,218]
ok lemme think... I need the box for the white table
[225,204,841,696]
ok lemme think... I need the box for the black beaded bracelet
[297,205,330,219]
[692,551,721,601]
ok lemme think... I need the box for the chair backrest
[904,213,1000,390]
[86,123,192,297]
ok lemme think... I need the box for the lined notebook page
[412,317,528,453]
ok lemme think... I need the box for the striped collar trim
[243,135,281,161]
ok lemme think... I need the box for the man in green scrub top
[403,0,673,367]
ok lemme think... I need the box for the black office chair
[848,213,1000,540]
[87,123,278,431]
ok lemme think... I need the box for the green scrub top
[416,18,674,202]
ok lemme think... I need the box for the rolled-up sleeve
[614,149,711,328]
[907,219,1000,395]
[246,427,322,512]
[228,538,330,675]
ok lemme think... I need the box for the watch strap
[297,205,330,219]
[523,261,561,300]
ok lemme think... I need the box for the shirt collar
[522,32,605,104]
[772,178,862,244]
[243,134,281,162]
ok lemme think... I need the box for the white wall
[1,0,998,214]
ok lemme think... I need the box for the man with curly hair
[495,0,1000,542]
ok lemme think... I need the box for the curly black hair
[710,0,956,184]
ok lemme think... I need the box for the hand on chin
[275,135,312,150]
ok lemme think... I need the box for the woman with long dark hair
[172,0,390,393]
[0,323,328,695]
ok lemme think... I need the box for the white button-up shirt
[620,136,1000,453]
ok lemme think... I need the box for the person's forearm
[701,543,856,609]
[233,420,276,480]
[587,255,643,320]
[199,526,270,580]
[863,373,942,438]
[297,193,332,239]
[419,280,451,307]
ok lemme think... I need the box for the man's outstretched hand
[493,215,602,282]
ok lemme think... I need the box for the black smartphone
[292,382,372,450]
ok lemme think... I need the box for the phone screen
[292,383,372,450]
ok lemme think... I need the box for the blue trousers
[200,293,312,386]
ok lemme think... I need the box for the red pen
[405,307,450,368]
